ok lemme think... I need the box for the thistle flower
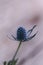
[11,25,37,42]
[4,25,37,65]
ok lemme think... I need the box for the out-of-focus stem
[12,41,22,60]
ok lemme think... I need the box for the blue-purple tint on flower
[17,27,26,41]
[11,25,37,42]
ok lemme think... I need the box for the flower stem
[12,41,22,60]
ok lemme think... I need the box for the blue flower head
[11,25,37,42]
[17,27,26,41]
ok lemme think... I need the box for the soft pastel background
[0,0,43,65]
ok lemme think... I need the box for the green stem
[12,41,22,60]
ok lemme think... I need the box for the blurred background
[0,0,43,65]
